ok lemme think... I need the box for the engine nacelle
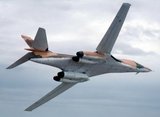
[72,51,106,63]
[53,71,89,83]
[77,51,105,58]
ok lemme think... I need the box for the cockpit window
[136,63,144,69]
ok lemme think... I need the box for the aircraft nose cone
[143,67,152,72]
[137,67,152,73]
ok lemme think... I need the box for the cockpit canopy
[136,62,145,69]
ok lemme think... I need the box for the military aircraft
[7,3,151,111]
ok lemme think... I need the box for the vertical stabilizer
[7,27,49,69]
[32,28,48,51]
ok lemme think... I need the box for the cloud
[113,42,155,56]
[112,19,160,56]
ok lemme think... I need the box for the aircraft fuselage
[30,51,151,78]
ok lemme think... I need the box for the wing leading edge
[25,83,76,111]
[96,3,131,54]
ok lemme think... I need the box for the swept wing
[96,3,131,54]
[25,82,76,111]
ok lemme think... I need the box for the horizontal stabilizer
[7,52,35,69]
[21,35,33,48]
[7,27,49,69]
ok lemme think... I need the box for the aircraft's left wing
[96,3,130,54]
[25,82,76,111]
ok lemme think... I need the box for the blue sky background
[0,0,160,117]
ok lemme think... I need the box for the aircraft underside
[7,3,151,111]
[30,54,138,78]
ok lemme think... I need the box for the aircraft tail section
[22,28,48,51]
[7,28,50,69]
[32,28,48,51]
[7,53,35,69]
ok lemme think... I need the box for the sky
[0,0,160,117]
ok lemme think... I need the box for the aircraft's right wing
[96,3,131,54]
[25,82,76,111]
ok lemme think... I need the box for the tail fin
[7,27,49,69]
[33,28,48,51]
[22,28,48,51]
